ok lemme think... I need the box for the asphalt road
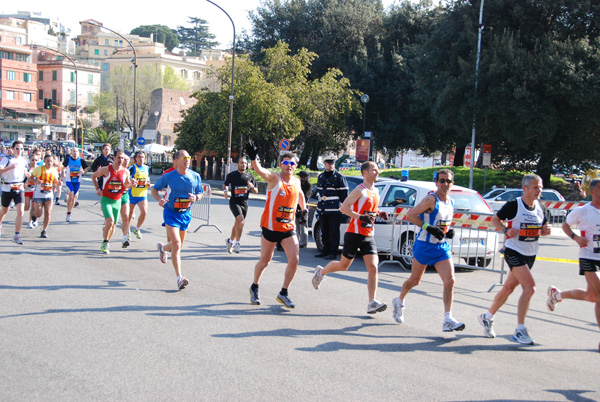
[0,176,598,401]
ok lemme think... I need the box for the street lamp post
[360,94,371,160]
[469,0,485,189]
[85,21,137,150]
[33,44,79,148]
[205,0,235,177]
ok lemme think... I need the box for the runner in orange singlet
[245,142,307,309]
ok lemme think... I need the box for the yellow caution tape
[536,257,578,264]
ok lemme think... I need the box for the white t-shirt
[0,155,28,192]
[566,203,600,261]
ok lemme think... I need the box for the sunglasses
[181,156,192,160]
[438,178,453,184]
[14,147,23,150]
[281,160,296,166]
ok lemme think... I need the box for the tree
[177,17,219,55]
[130,25,179,51]
[84,127,120,148]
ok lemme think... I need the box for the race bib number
[593,234,600,254]
[436,219,452,233]
[275,206,295,223]
[174,197,191,212]
[234,186,248,197]
[41,182,52,194]
[136,179,147,189]
[107,180,123,194]
[518,223,541,242]
[10,183,23,192]
[70,170,80,179]
[361,211,377,228]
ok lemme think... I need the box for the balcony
[0,108,48,124]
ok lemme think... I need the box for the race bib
[361,211,377,228]
[135,179,147,189]
[70,171,79,178]
[174,197,191,212]
[275,206,295,223]
[10,183,23,192]
[436,219,452,233]
[593,234,600,254]
[234,186,248,197]
[107,180,123,194]
[41,182,52,194]
[518,223,541,242]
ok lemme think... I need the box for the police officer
[315,156,348,259]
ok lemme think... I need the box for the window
[17,37,22,45]
[88,74,93,85]
[15,53,30,62]
[70,91,75,104]
[51,109,56,119]
[88,93,94,104]
[23,93,32,102]
[6,91,15,100]
[38,71,44,81]
[23,73,32,83]
[115,40,119,47]
[104,50,108,56]
[0,50,14,60]
[105,39,109,45]
[382,186,417,207]
[6,70,16,80]
[70,72,76,83]
[94,49,99,56]
[102,63,109,71]
[52,89,57,102]
[39,90,43,100]
[52,71,57,81]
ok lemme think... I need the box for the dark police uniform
[316,167,348,258]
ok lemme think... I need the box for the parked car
[485,188,566,219]
[312,179,499,268]
[481,187,507,200]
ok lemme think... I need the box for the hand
[426,225,445,241]
[359,214,375,224]
[298,209,308,225]
[188,193,196,203]
[445,228,455,239]
[245,140,258,161]
[378,211,389,221]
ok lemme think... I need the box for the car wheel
[313,220,324,252]
[466,257,491,267]
[398,231,416,269]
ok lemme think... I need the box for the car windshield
[451,191,492,213]
[483,189,506,199]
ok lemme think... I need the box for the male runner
[91,143,113,190]
[151,150,203,290]
[128,150,151,240]
[392,169,466,332]
[223,157,258,253]
[312,161,389,314]
[63,147,88,222]
[245,141,307,308]
[25,153,41,228]
[0,141,29,244]
[547,178,600,352]
[119,154,132,248]
[31,154,59,238]
[478,174,551,345]
[91,150,133,254]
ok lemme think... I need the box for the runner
[91,150,133,254]
[547,178,600,353]
[91,143,113,190]
[52,155,63,205]
[0,141,29,243]
[223,157,258,253]
[391,169,466,332]
[119,154,132,248]
[63,148,88,223]
[151,150,203,290]
[31,154,59,238]
[312,161,389,314]
[245,141,307,308]
[128,150,151,240]
[477,174,551,345]
[25,153,41,229]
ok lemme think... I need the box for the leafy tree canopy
[130,25,179,51]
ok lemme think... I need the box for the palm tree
[84,128,120,149]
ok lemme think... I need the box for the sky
[2,0,399,48]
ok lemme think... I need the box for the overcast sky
[2,0,400,48]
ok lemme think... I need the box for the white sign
[482,153,491,167]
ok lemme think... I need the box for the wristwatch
[503,227,508,234]
[570,232,576,239]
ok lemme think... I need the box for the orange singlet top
[346,184,380,237]
[260,174,300,232]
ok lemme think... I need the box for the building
[0,30,46,143]
[0,12,74,53]
[34,48,102,141]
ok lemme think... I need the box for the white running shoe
[33,220,38,227]
[392,297,405,323]
[226,238,233,254]
[66,214,71,223]
[367,299,387,314]
[513,328,534,345]
[157,243,168,263]
[233,242,241,253]
[547,286,561,312]
[312,265,325,289]
[443,317,466,332]
[477,313,496,338]
[27,221,34,229]
[12,234,23,245]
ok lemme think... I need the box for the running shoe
[312,265,325,289]
[392,297,405,323]
[513,328,534,345]
[0,224,2,237]
[101,241,109,254]
[74,201,79,207]
[477,313,496,338]
[55,200,61,206]
[12,234,23,245]
[27,221,34,229]
[249,286,261,305]
[233,242,241,253]
[157,242,168,263]
[177,277,189,290]
[443,317,466,332]
[226,238,233,254]
[367,299,387,314]
[40,230,47,239]
[122,237,130,248]
[66,214,71,223]
[546,286,561,312]
[33,220,38,227]
[276,293,295,309]
[132,227,142,239]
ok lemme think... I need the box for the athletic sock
[556,292,563,301]
[251,283,259,290]
[280,288,288,296]
[444,312,453,321]
[484,311,494,320]
[517,324,526,330]
[32,216,37,222]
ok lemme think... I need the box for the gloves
[423,223,444,241]
[445,228,455,239]
[245,140,258,161]
[359,214,375,224]
[298,210,308,225]
[378,211,389,221]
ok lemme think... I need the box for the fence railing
[192,184,222,233]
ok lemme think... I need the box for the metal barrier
[192,184,222,233]
[541,201,587,226]
[379,207,507,291]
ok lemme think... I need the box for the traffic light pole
[52,104,83,149]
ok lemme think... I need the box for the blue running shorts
[163,208,192,231]
[413,240,452,266]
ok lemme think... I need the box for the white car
[484,188,567,221]
[312,179,499,268]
